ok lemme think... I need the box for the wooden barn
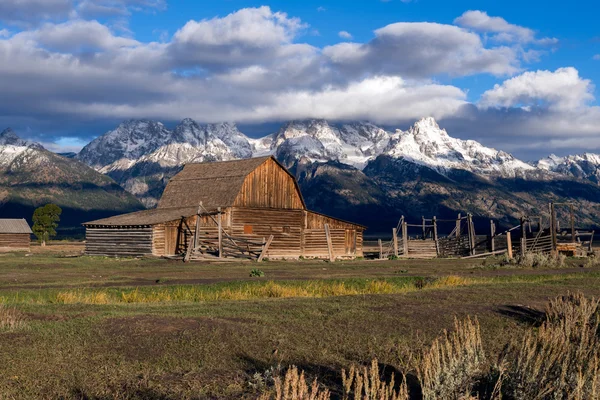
[0,219,33,252]
[83,156,365,260]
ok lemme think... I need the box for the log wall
[231,207,303,258]
[0,233,30,251]
[234,158,304,210]
[85,227,153,257]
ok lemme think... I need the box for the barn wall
[230,207,303,258]
[159,212,232,256]
[0,233,30,251]
[234,158,304,210]
[303,211,364,258]
[85,227,153,257]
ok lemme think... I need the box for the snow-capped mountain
[0,128,46,167]
[75,116,556,207]
[381,117,534,178]
[536,153,600,184]
[0,129,143,230]
[272,120,390,169]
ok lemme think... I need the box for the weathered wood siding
[0,233,30,251]
[304,211,364,258]
[234,158,304,209]
[231,207,303,258]
[85,227,153,257]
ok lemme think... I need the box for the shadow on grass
[496,305,546,327]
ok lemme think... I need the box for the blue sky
[0,0,599,159]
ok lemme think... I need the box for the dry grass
[0,303,26,331]
[342,359,408,400]
[500,292,600,400]
[516,252,567,269]
[417,317,485,400]
[258,366,331,400]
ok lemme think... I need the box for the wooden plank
[402,222,408,256]
[392,228,398,257]
[258,235,274,262]
[507,231,513,259]
[324,224,335,261]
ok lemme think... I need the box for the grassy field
[1,243,600,399]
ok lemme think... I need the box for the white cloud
[479,67,594,111]
[169,6,309,70]
[338,31,353,40]
[454,10,557,45]
[13,20,139,52]
[0,29,10,38]
[317,6,326,12]
[594,54,600,60]
[324,22,519,78]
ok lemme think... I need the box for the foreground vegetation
[1,246,600,399]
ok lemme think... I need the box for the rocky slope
[536,153,600,184]
[0,129,144,235]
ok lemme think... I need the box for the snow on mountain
[536,153,600,184]
[0,128,47,167]
[381,117,534,178]
[271,120,390,169]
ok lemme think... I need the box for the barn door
[345,229,356,255]
[165,226,179,255]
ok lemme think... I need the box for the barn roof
[158,156,305,209]
[83,206,201,227]
[0,219,33,234]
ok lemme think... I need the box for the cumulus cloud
[324,22,519,78]
[338,31,353,39]
[168,6,309,71]
[479,67,594,111]
[454,10,557,45]
[0,5,599,157]
[0,0,165,26]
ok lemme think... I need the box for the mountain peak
[0,128,28,146]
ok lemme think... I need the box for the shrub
[250,269,265,278]
[388,255,399,260]
[342,359,409,400]
[500,292,600,399]
[417,317,485,400]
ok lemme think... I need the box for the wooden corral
[0,219,33,252]
[84,156,365,260]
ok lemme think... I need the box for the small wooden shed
[0,219,33,252]
[84,156,365,259]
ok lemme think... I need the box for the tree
[32,204,62,246]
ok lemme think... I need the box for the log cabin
[83,156,365,260]
[0,219,33,252]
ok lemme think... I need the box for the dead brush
[417,317,485,400]
[258,365,330,400]
[0,303,26,331]
[341,359,409,400]
[500,292,600,399]
[516,252,567,269]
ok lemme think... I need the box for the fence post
[507,231,513,259]
[550,203,558,254]
[378,239,383,260]
[433,216,439,256]
[570,204,576,243]
[393,228,398,257]
[467,214,474,256]
[422,216,426,239]
[521,236,526,257]
[402,221,408,256]
[217,207,223,258]
[490,220,495,252]
[456,213,461,238]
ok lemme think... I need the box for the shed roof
[0,219,33,234]
[83,206,201,227]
